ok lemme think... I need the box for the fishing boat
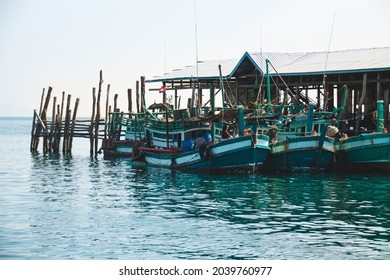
[258,60,346,172]
[264,103,338,172]
[335,100,390,171]
[100,112,145,158]
[138,101,270,173]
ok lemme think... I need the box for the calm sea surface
[0,117,389,260]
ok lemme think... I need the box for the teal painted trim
[229,52,264,78]
[306,103,314,134]
[377,100,384,132]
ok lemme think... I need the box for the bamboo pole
[68,98,80,152]
[90,88,96,156]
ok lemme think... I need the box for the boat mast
[322,12,336,111]
[266,59,271,114]
[192,0,200,112]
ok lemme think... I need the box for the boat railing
[145,117,184,130]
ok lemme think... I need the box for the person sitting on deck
[193,133,207,150]
[222,124,233,139]
[311,130,318,136]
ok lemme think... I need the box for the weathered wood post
[355,73,368,133]
[41,87,52,154]
[90,88,96,156]
[49,96,57,153]
[30,110,37,151]
[54,91,65,153]
[62,94,71,153]
[68,98,80,152]
[94,70,103,157]
[128,88,132,113]
[38,88,45,116]
[140,76,146,113]
[136,80,140,113]
[113,94,119,140]
[104,84,110,140]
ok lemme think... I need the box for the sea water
[0,117,389,259]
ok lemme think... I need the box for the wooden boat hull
[335,133,390,171]
[141,135,270,172]
[265,136,335,172]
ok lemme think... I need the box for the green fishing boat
[335,100,390,171]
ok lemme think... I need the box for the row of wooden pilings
[30,70,146,157]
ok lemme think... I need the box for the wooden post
[174,88,178,109]
[355,73,368,133]
[94,70,103,157]
[128,88,132,113]
[68,98,80,152]
[41,87,52,154]
[140,76,145,113]
[30,110,37,151]
[49,96,57,153]
[136,80,140,113]
[90,88,96,156]
[114,94,118,112]
[104,84,110,140]
[38,88,45,116]
[55,91,65,153]
[63,94,71,153]
[384,89,389,127]
[53,104,60,153]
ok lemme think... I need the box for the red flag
[159,86,166,93]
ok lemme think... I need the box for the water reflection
[26,153,390,259]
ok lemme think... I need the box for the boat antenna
[323,12,336,111]
[257,19,263,103]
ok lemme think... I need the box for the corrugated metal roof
[274,47,390,75]
[147,47,390,83]
[245,51,306,74]
[147,58,239,82]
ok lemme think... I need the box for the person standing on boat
[193,133,207,150]
[222,124,233,139]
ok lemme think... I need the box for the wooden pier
[30,70,146,157]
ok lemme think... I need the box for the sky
[0,0,389,117]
